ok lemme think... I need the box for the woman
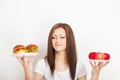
[17,23,109,80]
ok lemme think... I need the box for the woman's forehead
[53,28,66,35]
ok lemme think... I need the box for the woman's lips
[55,44,62,46]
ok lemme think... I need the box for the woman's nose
[56,37,60,42]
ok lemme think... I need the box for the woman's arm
[34,72,44,80]
[90,61,109,80]
[77,75,87,80]
[17,56,44,80]
[17,56,34,80]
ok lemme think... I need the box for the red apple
[89,52,110,60]
[95,52,105,60]
[104,53,110,60]
[89,52,96,59]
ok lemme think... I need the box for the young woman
[17,23,109,80]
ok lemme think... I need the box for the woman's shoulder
[35,58,48,69]
[75,60,87,78]
[77,60,85,66]
[34,58,48,75]
[76,60,87,71]
[37,58,47,64]
[38,58,45,61]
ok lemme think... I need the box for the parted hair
[46,23,77,80]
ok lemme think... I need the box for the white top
[34,58,87,80]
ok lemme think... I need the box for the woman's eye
[52,36,66,39]
[51,37,56,39]
[60,36,65,39]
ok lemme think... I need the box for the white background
[0,0,120,80]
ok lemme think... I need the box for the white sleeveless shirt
[34,58,87,80]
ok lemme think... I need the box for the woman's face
[52,28,66,53]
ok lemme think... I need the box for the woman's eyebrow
[52,34,65,36]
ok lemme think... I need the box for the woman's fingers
[16,56,35,65]
[16,56,24,64]
[99,61,109,68]
[90,61,97,68]
[90,61,109,69]
[28,56,35,63]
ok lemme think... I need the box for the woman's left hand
[90,61,109,80]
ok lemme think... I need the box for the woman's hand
[16,56,34,71]
[16,56,35,80]
[90,61,109,80]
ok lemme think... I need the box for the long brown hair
[46,23,77,80]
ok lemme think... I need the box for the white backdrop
[0,0,120,80]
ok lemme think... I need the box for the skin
[16,28,109,80]
[52,28,68,72]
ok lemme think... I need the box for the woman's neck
[55,51,67,63]
[55,51,69,71]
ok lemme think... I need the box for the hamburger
[26,44,39,53]
[13,45,26,54]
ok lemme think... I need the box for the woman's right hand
[16,56,35,80]
[16,56,34,71]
